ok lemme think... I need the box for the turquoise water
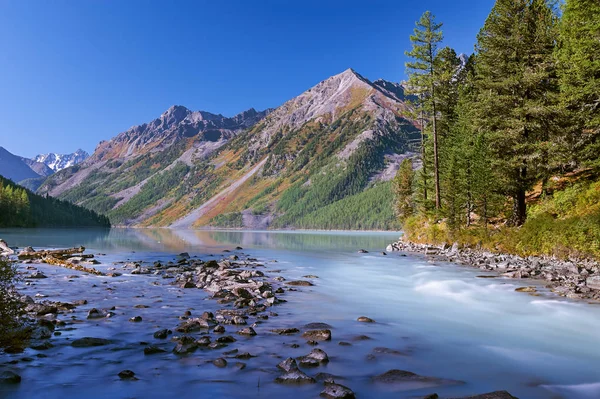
[1,228,600,398]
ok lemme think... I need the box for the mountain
[0,146,42,183]
[34,149,89,172]
[39,68,420,229]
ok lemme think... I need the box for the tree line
[0,175,110,228]
[395,0,600,232]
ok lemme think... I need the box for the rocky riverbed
[387,239,600,301]
[0,241,520,399]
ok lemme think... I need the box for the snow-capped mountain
[34,149,89,172]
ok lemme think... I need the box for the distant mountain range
[0,147,89,191]
[37,68,420,229]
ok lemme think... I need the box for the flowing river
[1,228,600,399]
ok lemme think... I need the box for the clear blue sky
[0,0,494,158]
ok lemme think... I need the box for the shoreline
[387,239,600,302]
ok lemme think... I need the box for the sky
[0,0,495,158]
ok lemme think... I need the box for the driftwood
[43,255,104,276]
[17,245,104,276]
[18,246,86,260]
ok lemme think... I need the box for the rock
[586,276,600,290]
[30,341,53,350]
[338,341,352,346]
[178,252,190,259]
[271,328,300,335]
[212,358,227,368]
[303,275,319,278]
[0,371,21,384]
[216,335,236,343]
[87,308,113,319]
[144,346,166,355]
[181,281,196,289]
[235,352,255,359]
[29,271,47,279]
[173,336,198,355]
[231,316,247,325]
[358,249,369,253]
[118,370,137,380]
[129,316,143,322]
[448,392,517,399]
[234,362,246,370]
[176,318,210,332]
[298,348,329,367]
[515,286,537,293]
[302,329,332,341]
[213,325,225,333]
[357,316,375,323]
[71,337,112,347]
[232,287,253,299]
[275,369,316,385]
[0,239,15,256]
[320,381,356,399]
[304,322,333,329]
[286,280,314,286]
[153,329,171,339]
[372,369,463,388]
[237,327,257,336]
[372,347,406,356]
[278,357,299,372]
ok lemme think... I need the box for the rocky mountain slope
[39,68,420,229]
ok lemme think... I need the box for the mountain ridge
[39,68,420,229]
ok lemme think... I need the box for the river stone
[275,369,316,385]
[153,329,171,339]
[271,328,300,335]
[176,318,210,332]
[586,276,600,290]
[448,392,517,399]
[216,335,236,343]
[304,322,333,329]
[118,370,136,380]
[237,327,257,336]
[515,286,537,293]
[129,316,142,322]
[357,316,375,323]
[372,369,464,388]
[320,381,356,399]
[287,280,314,287]
[302,329,332,341]
[0,371,21,384]
[71,337,112,347]
[144,346,166,355]
[277,357,299,372]
[29,271,47,279]
[298,348,329,367]
[213,358,227,368]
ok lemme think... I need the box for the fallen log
[18,246,86,260]
[43,255,104,276]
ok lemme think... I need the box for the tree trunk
[420,105,428,203]
[429,43,441,210]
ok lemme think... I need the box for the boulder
[586,276,600,290]
[320,381,356,399]
[275,369,316,385]
[277,357,299,372]
[302,329,332,341]
[298,348,329,367]
[237,327,257,336]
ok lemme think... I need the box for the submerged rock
[372,369,463,388]
[71,337,112,347]
[302,329,332,341]
[357,316,375,323]
[144,346,166,355]
[0,371,21,384]
[212,358,227,368]
[448,392,518,399]
[118,370,137,380]
[320,381,356,398]
[153,329,171,339]
[271,328,300,335]
[275,369,316,385]
[287,280,314,287]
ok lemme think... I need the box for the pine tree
[405,11,444,210]
[556,0,600,168]
[474,0,559,226]
[393,158,415,221]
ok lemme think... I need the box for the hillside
[0,147,41,182]
[0,175,109,228]
[39,69,419,229]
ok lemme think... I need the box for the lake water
[1,228,600,399]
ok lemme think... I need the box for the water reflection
[0,228,401,253]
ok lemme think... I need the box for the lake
[1,228,600,398]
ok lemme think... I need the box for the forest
[0,175,110,228]
[395,0,600,258]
